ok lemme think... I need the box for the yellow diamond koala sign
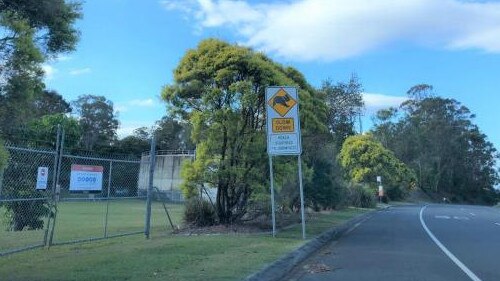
[266,86,306,239]
[266,87,301,155]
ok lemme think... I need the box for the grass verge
[0,207,370,281]
[0,200,184,252]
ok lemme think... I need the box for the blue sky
[43,0,500,154]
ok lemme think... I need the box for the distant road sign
[266,87,301,155]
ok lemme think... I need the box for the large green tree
[28,113,81,147]
[117,128,151,156]
[72,95,119,151]
[0,0,81,134]
[154,116,195,151]
[339,134,416,200]
[33,90,72,117]
[162,39,326,223]
[372,86,499,204]
[319,75,364,148]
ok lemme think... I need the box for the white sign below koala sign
[266,87,301,155]
[36,167,49,190]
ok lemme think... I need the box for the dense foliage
[372,86,499,204]
[320,76,364,148]
[163,39,329,223]
[0,0,81,133]
[0,139,8,172]
[72,95,119,150]
[339,135,416,200]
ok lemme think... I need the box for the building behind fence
[0,128,192,256]
[138,150,195,201]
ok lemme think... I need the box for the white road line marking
[435,215,451,219]
[495,223,500,226]
[420,206,482,281]
[469,213,476,216]
[453,216,470,221]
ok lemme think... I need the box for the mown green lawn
[0,207,370,281]
[0,200,183,252]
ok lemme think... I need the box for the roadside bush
[184,198,216,227]
[0,139,7,171]
[1,147,51,231]
[348,184,376,208]
[3,194,50,231]
[386,185,406,201]
[0,139,7,204]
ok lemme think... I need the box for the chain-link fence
[0,143,56,255]
[0,127,193,256]
[49,150,146,246]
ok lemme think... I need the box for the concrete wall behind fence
[138,152,195,194]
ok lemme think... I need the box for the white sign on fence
[266,87,301,155]
[36,167,49,190]
[69,164,103,191]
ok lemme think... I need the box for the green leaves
[72,95,119,150]
[163,39,328,222]
[0,139,8,172]
[372,87,499,204]
[319,75,364,148]
[0,0,81,133]
[339,135,416,200]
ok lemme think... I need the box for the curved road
[284,204,500,281]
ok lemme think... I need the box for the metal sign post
[266,86,305,239]
[377,176,383,203]
[297,154,306,239]
[268,156,277,237]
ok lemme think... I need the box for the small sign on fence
[69,164,104,191]
[36,167,49,190]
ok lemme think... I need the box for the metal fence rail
[48,151,145,246]
[0,128,157,256]
[0,145,56,256]
[0,128,191,256]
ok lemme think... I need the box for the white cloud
[114,105,129,113]
[115,98,160,115]
[117,121,152,139]
[363,92,407,114]
[363,93,407,109]
[160,0,194,13]
[117,126,137,139]
[55,55,72,62]
[69,67,91,76]
[129,98,156,107]
[41,64,57,80]
[163,0,500,61]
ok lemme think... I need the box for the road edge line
[419,205,482,281]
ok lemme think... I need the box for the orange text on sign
[272,118,294,133]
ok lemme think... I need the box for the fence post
[104,161,113,238]
[48,128,65,247]
[43,126,61,246]
[144,134,156,239]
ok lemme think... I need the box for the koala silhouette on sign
[273,94,291,107]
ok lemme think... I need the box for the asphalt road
[283,204,500,281]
